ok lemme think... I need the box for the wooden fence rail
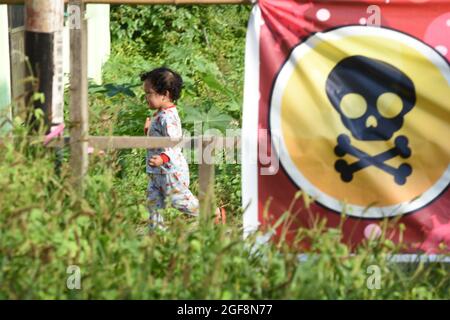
[0,135,240,149]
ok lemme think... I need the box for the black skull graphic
[326,55,416,141]
[326,55,416,185]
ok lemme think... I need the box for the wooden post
[24,0,64,132]
[69,0,89,192]
[198,136,216,222]
[7,5,26,124]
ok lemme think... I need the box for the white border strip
[251,234,450,263]
[298,253,450,263]
[242,4,262,238]
[254,233,450,263]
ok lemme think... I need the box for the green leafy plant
[0,139,448,299]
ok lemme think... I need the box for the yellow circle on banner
[270,26,450,218]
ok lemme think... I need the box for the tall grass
[0,130,448,299]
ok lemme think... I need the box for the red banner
[242,0,450,253]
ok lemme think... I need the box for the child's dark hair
[140,67,183,101]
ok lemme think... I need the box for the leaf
[201,73,241,110]
[32,92,45,104]
[89,83,139,98]
[202,73,224,92]
[184,104,234,134]
[183,106,203,121]
[205,106,234,132]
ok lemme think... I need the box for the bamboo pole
[69,0,89,192]
[1,0,252,4]
[24,0,65,131]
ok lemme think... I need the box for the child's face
[143,81,169,110]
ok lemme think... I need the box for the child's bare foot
[215,207,226,225]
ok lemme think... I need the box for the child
[141,67,199,229]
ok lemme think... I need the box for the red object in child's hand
[160,153,170,164]
[148,154,170,167]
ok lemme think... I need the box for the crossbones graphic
[334,134,412,185]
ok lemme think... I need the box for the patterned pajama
[146,107,199,227]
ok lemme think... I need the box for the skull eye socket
[340,93,367,119]
[377,92,403,118]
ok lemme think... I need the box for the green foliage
[109,4,248,122]
[184,103,235,133]
[0,141,448,299]
[2,5,448,301]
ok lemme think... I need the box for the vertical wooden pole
[24,0,64,132]
[69,0,88,192]
[198,136,216,222]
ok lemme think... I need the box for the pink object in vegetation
[420,215,450,254]
[43,123,65,146]
[364,224,382,240]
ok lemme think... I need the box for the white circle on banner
[316,9,330,22]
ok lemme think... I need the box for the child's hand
[144,117,151,135]
[149,155,164,167]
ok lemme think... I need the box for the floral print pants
[147,172,199,228]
